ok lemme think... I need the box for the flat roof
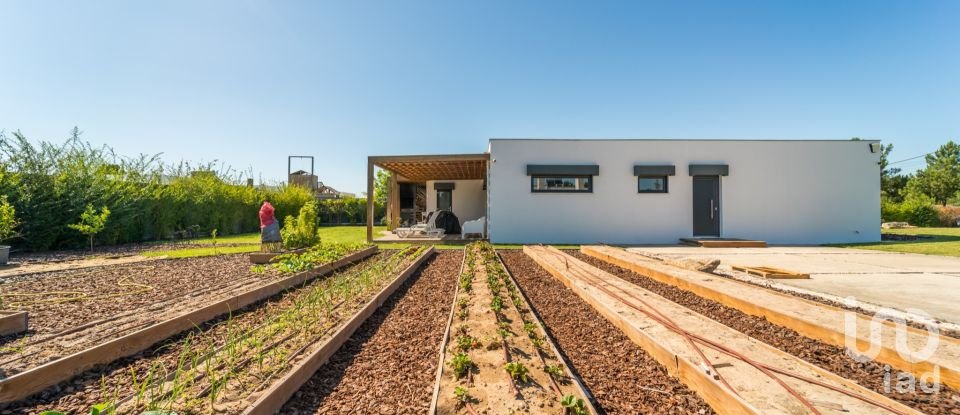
[489,138,881,143]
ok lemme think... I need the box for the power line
[889,153,932,165]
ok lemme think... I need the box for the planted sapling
[490,296,503,314]
[561,394,588,415]
[448,353,473,379]
[545,364,566,381]
[453,386,471,406]
[504,362,529,383]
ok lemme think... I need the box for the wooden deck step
[525,245,921,415]
[680,238,768,248]
[581,245,960,392]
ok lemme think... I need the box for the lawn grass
[143,244,261,258]
[142,225,585,258]
[832,227,960,257]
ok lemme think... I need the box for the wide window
[638,176,668,193]
[531,176,593,193]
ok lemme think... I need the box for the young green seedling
[504,362,529,383]
[448,353,473,379]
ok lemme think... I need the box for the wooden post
[388,172,400,230]
[367,158,374,242]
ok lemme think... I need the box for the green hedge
[0,130,314,251]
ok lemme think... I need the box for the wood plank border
[242,246,436,415]
[248,248,308,264]
[530,246,921,415]
[0,310,27,337]
[581,245,960,391]
[525,246,759,415]
[0,246,378,404]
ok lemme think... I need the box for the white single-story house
[365,139,881,245]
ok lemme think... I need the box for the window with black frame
[531,175,593,193]
[638,176,668,193]
[437,189,453,211]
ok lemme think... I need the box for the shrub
[281,201,321,249]
[881,193,940,227]
[0,195,18,244]
[936,205,960,227]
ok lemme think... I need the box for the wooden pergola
[366,153,490,241]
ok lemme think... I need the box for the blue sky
[1,1,958,193]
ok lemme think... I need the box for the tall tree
[879,143,907,201]
[374,170,391,207]
[913,141,960,206]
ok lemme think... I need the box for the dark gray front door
[692,176,720,237]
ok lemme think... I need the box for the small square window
[638,176,668,193]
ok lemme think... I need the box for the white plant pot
[0,245,9,265]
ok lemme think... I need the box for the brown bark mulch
[570,251,960,415]
[281,250,461,415]
[499,251,714,415]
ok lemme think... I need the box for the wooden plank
[367,158,375,242]
[242,246,436,415]
[0,310,27,337]
[0,246,378,404]
[248,248,308,265]
[581,245,960,391]
[680,238,768,248]
[528,246,921,415]
[731,265,809,279]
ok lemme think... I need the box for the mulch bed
[0,253,257,338]
[570,251,960,415]
[0,253,388,414]
[281,250,461,415]
[499,251,714,415]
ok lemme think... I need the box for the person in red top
[259,201,282,251]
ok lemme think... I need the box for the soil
[0,254,294,376]
[0,250,409,414]
[0,255,162,280]
[435,245,584,415]
[499,251,714,415]
[570,251,960,415]
[281,250,461,415]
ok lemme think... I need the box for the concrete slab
[626,246,960,325]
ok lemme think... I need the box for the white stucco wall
[425,179,486,226]
[487,139,880,245]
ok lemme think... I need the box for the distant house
[365,139,882,245]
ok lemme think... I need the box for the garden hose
[1,276,155,307]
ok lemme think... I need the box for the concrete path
[626,246,960,325]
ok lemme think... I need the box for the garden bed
[1,247,431,414]
[433,243,591,414]
[570,250,960,415]
[0,243,374,404]
[499,250,715,414]
[281,250,462,414]
[0,310,27,337]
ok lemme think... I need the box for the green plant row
[267,241,372,273]
[62,245,425,415]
